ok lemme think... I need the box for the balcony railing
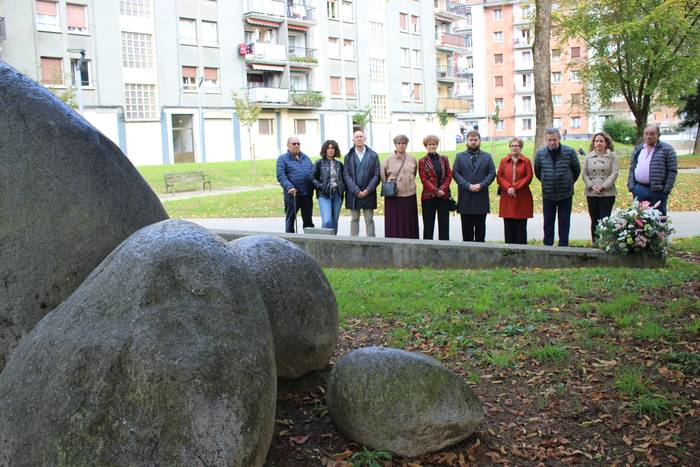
[244,0,286,17]
[437,65,470,80]
[434,0,470,17]
[514,37,532,48]
[246,42,287,62]
[287,3,315,22]
[437,97,471,113]
[288,46,318,63]
[436,32,467,48]
[290,90,324,107]
[0,18,5,42]
[247,86,289,104]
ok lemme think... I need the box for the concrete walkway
[190,211,699,242]
[159,184,278,201]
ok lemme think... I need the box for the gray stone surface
[0,220,275,466]
[0,62,168,370]
[229,236,338,379]
[326,347,485,458]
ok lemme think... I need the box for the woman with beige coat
[582,131,619,242]
[381,134,419,239]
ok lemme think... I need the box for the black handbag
[380,156,406,197]
[448,197,458,211]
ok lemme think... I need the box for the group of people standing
[276,124,677,245]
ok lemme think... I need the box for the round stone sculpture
[326,347,485,458]
[0,62,168,370]
[229,236,338,379]
[0,220,275,466]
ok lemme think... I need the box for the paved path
[190,211,699,242]
[159,184,277,201]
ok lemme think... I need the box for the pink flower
[640,200,651,209]
[635,218,644,228]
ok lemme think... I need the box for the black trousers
[586,196,615,242]
[422,198,450,240]
[503,218,528,244]
[461,214,486,242]
[284,193,314,233]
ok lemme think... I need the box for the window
[369,58,385,85]
[67,4,88,33]
[493,8,502,20]
[570,46,581,58]
[341,1,353,22]
[36,1,59,29]
[40,57,63,85]
[124,83,157,120]
[570,93,581,105]
[496,119,504,131]
[327,37,340,58]
[522,73,532,87]
[552,94,562,106]
[401,82,411,101]
[182,66,197,90]
[493,31,503,43]
[203,67,219,90]
[571,116,581,128]
[494,53,503,64]
[466,56,473,69]
[570,70,580,82]
[330,76,341,95]
[465,34,472,47]
[371,95,388,121]
[520,28,531,43]
[494,75,503,87]
[121,32,154,68]
[522,118,532,130]
[522,95,532,112]
[201,21,218,46]
[400,48,410,66]
[327,0,338,19]
[413,83,422,102]
[258,118,274,135]
[551,71,561,83]
[343,39,354,60]
[345,77,356,97]
[494,98,504,109]
[551,48,561,60]
[411,15,420,33]
[369,22,384,48]
[412,49,421,67]
[120,0,151,17]
[522,50,532,63]
[70,58,90,86]
[294,119,317,135]
[553,117,562,129]
[179,18,197,43]
[399,13,408,32]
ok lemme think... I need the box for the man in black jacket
[343,130,381,236]
[534,128,581,246]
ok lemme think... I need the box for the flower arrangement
[596,200,674,256]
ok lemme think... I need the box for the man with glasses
[276,136,315,233]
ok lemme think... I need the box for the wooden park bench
[163,171,212,193]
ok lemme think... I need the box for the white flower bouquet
[596,200,674,256]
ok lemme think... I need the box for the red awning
[246,17,281,28]
[251,64,285,72]
[287,24,308,32]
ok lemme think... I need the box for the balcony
[434,0,470,21]
[514,59,534,72]
[290,90,324,108]
[245,42,287,65]
[437,65,471,82]
[248,86,289,105]
[514,37,532,49]
[243,0,286,21]
[436,32,468,51]
[0,17,5,42]
[288,46,318,67]
[287,3,316,25]
[437,97,471,114]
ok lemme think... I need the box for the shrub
[603,118,638,144]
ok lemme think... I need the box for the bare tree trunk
[248,126,256,177]
[694,127,700,155]
[534,0,554,151]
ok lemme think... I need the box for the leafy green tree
[232,91,261,176]
[556,0,700,141]
[603,118,637,144]
[678,80,700,154]
[436,107,449,150]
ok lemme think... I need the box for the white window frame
[201,21,219,46]
[412,49,421,68]
[493,8,502,20]
[493,31,503,43]
[179,18,197,44]
[70,58,91,87]
[551,71,562,83]
[400,48,410,67]
[371,95,388,121]
[120,0,151,17]
[121,32,154,69]
[369,58,385,85]
[124,83,158,120]
[571,116,581,128]
[342,39,354,60]
[67,3,89,34]
[258,118,275,136]
[327,0,338,20]
[36,1,60,31]
[341,0,353,22]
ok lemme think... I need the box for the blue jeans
[543,197,573,246]
[318,193,342,234]
[632,183,667,215]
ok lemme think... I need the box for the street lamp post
[67,48,85,113]
[197,76,207,163]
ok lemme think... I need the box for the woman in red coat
[497,137,534,244]
[418,135,453,240]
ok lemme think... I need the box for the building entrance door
[172,114,194,163]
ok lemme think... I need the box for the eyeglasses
[290,142,300,145]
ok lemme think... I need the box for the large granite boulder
[326,347,484,457]
[229,236,338,379]
[0,220,276,466]
[0,61,168,369]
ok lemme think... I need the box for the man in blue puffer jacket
[534,128,581,246]
[276,136,315,233]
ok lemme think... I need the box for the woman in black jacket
[312,140,346,234]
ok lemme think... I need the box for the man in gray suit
[452,130,496,242]
[343,130,381,236]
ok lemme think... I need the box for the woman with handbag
[381,134,419,239]
[582,132,619,243]
[418,135,453,240]
[496,137,534,244]
[312,140,346,234]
